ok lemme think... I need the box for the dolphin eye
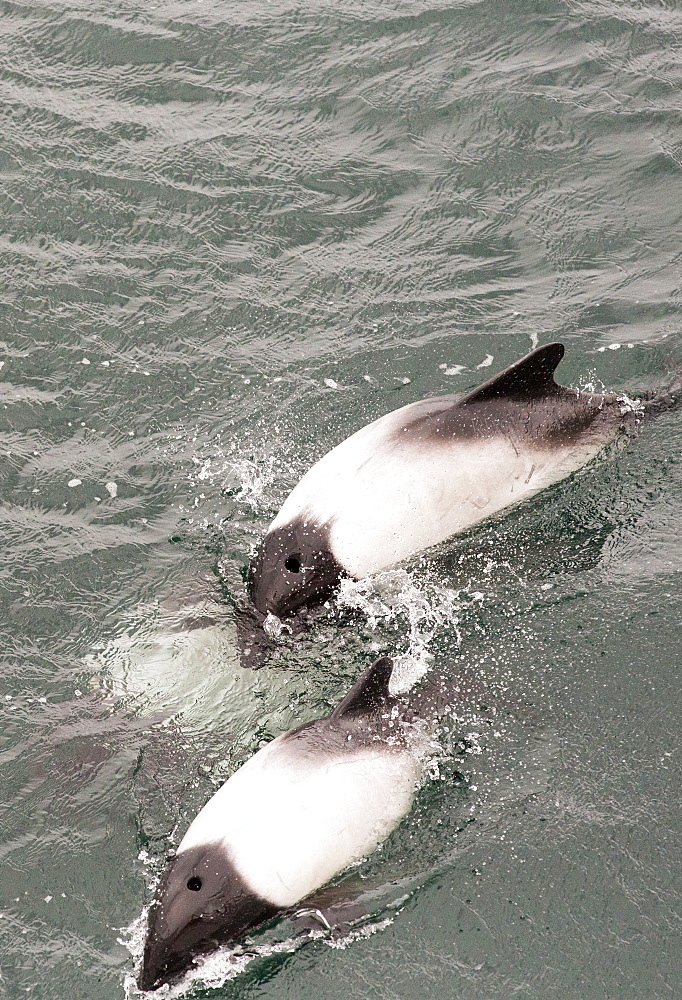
[284,555,301,573]
[187,876,202,891]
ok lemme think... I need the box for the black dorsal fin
[331,657,394,722]
[458,343,565,405]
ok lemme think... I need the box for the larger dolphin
[248,342,667,618]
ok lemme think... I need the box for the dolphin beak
[137,900,206,992]
[137,938,178,992]
[137,904,229,991]
[137,938,168,992]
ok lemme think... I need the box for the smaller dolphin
[248,343,676,619]
[138,657,434,991]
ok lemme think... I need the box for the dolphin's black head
[247,516,344,618]
[138,843,277,992]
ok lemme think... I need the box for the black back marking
[392,341,619,447]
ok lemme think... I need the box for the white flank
[270,401,606,579]
[178,736,423,907]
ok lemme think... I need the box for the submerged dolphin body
[138,657,435,991]
[248,343,660,618]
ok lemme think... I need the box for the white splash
[577,371,606,395]
[263,612,292,638]
[181,447,283,517]
[231,457,278,510]
[616,393,645,416]
[336,569,462,690]
[324,916,394,949]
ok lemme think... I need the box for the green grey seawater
[1,0,681,996]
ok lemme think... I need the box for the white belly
[272,413,604,579]
[178,736,423,907]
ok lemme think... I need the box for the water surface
[0,0,681,997]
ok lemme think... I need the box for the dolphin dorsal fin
[331,657,394,721]
[458,343,565,405]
